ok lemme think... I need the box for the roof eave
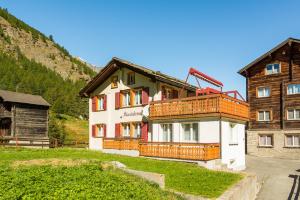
[238,38,300,77]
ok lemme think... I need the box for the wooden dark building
[239,38,300,159]
[0,90,50,145]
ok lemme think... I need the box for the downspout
[219,116,222,160]
[219,96,222,160]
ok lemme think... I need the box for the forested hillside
[0,52,88,117]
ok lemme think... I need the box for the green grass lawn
[0,148,242,199]
[58,114,89,141]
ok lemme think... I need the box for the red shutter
[115,92,120,109]
[161,86,166,100]
[103,95,107,110]
[92,125,96,137]
[172,90,178,99]
[92,97,97,112]
[142,87,149,105]
[103,124,106,138]
[115,123,120,138]
[141,122,148,142]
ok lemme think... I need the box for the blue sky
[1,0,300,95]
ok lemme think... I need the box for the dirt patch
[11,159,90,168]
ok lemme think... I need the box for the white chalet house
[80,57,249,171]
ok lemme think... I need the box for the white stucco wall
[221,121,246,170]
[151,119,246,171]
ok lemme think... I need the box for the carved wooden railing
[139,142,220,161]
[149,94,249,120]
[103,138,140,150]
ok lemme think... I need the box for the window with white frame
[286,135,300,147]
[135,89,142,105]
[257,87,270,98]
[287,109,300,120]
[161,124,173,142]
[123,91,131,107]
[259,135,273,147]
[265,63,280,75]
[287,84,300,95]
[258,111,271,121]
[123,123,130,137]
[182,123,198,142]
[229,123,238,144]
[134,123,141,138]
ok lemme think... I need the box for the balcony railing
[103,138,140,150]
[149,94,249,120]
[139,142,220,161]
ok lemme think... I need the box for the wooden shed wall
[14,103,48,137]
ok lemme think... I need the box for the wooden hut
[0,90,50,146]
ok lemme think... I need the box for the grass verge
[0,148,242,198]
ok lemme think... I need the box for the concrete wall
[247,130,300,159]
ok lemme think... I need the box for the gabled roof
[0,90,50,107]
[80,57,197,97]
[238,37,300,76]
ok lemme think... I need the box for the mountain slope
[0,8,96,81]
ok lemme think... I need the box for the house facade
[80,57,249,171]
[0,90,50,146]
[239,38,300,159]
[80,57,195,150]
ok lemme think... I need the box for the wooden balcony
[149,94,249,121]
[103,138,140,150]
[139,142,220,161]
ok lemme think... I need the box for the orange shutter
[115,123,120,138]
[103,124,106,138]
[141,122,148,142]
[130,123,135,138]
[92,125,96,137]
[115,92,120,109]
[92,97,97,112]
[130,90,135,106]
[103,95,107,110]
[142,87,149,105]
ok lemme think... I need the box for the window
[286,135,300,147]
[287,84,300,95]
[134,89,142,105]
[122,123,130,137]
[127,72,135,85]
[258,111,271,121]
[93,124,105,137]
[111,76,118,88]
[265,63,280,75]
[182,123,198,142]
[162,86,179,100]
[259,135,273,146]
[287,109,300,120]
[134,123,142,138]
[161,124,173,142]
[122,91,131,107]
[257,87,270,98]
[98,96,104,110]
[93,95,106,111]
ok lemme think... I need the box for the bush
[48,113,66,144]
